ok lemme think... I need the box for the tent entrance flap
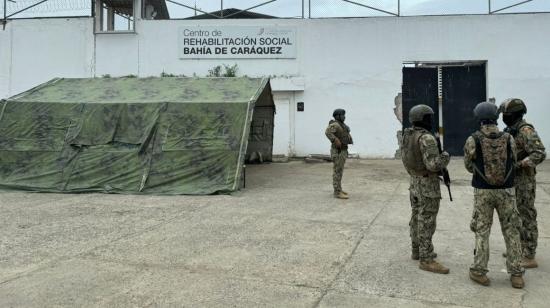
[0,77,274,195]
[246,82,275,163]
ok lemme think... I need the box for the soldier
[401,104,450,274]
[325,109,353,199]
[500,98,546,268]
[464,102,524,288]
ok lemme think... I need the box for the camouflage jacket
[416,128,450,174]
[505,120,546,173]
[325,120,353,148]
[407,127,450,199]
[408,128,449,198]
[464,124,517,174]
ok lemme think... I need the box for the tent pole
[243,165,246,188]
[3,0,7,30]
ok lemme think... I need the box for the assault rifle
[435,134,453,202]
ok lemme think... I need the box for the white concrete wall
[0,24,11,99]
[1,14,549,158]
[95,33,139,76]
[0,18,94,97]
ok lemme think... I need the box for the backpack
[472,131,514,187]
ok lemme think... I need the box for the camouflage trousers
[409,184,440,262]
[331,148,347,194]
[470,188,523,275]
[516,174,538,258]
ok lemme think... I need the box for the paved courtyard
[0,159,549,307]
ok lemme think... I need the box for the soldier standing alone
[401,104,450,274]
[325,109,353,199]
[500,98,546,268]
[464,102,524,288]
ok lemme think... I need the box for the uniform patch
[521,127,534,133]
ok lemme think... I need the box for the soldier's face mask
[335,114,346,122]
[502,112,522,127]
[414,114,433,132]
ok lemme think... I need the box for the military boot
[469,271,490,286]
[341,191,349,196]
[419,260,449,274]
[411,251,437,261]
[510,274,525,289]
[521,257,538,269]
[334,191,349,199]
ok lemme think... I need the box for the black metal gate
[442,65,487,155]
[402,67,439,130]
[402,64,486,156]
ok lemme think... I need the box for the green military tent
[0,77,274,195]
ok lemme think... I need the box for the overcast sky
[167,0,550,18]
[3,0,549,19]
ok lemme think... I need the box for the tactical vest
[471,131,515,189]
[506,122,534,161]
[401,128,430,176]
[332,122,353,146]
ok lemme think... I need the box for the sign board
[179,26,297,59]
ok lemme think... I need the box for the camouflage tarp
[0,77,273,195]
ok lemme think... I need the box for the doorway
[402,62,487,156]
[273,96,291,156]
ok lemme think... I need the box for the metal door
[402,67,439,130]
[442,65,487,155]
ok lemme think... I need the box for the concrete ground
[0,159,549,307]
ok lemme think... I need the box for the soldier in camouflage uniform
[464,102,524,289]
[325,109,353,199]
[401,105,450,274]
[500,98,546,268]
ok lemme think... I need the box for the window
[94,0,135,32]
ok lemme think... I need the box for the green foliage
[207,64,239,77]
[207,66,222,77]
[101,74,111,78]
[122,74,137,78]
[161,71,186,77]
[223,64,238,77]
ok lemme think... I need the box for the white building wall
[0,18,94,96]
[1,13,549,158]
[95,33,139,76]
[0,24,11,99]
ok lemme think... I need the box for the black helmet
[333,108,345,117]
[473,101,498,121]
[409,104,434,123]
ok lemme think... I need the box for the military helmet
[408,104,434,123]
[499,98,527,114]
[473,101,498,121]
[333,108,346,117]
